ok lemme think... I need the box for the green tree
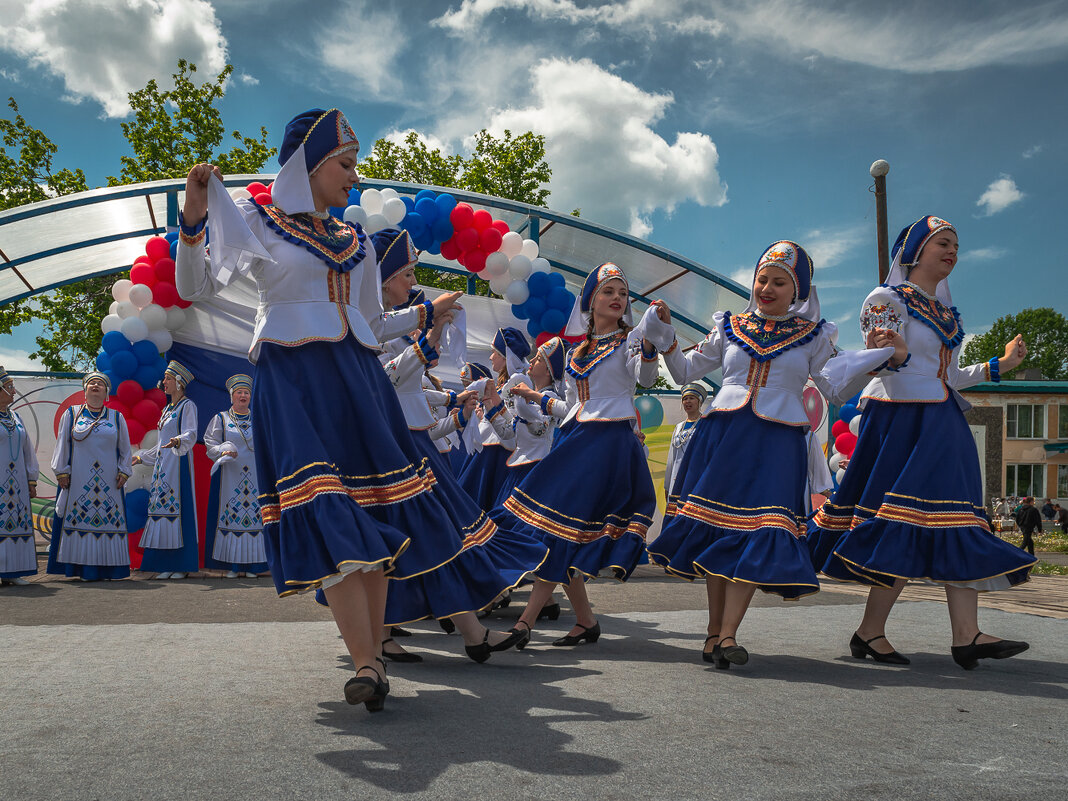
[961,308,1068,380]
[0,62,275,371]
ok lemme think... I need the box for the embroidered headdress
[272,108,359,217]
[680,383,708,403]
[887,215,956,305]
[744,240,821,322]
[565,262,634,336]
[535,336,566,382]
[372,227,419,285]
[82,371,111,393]
[164,360,194,388]
[0,366,12,388]
[460,362,492,382]
[492,327,532,376]
[226,374,253,394]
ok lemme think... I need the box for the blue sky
[1,0,1066,367]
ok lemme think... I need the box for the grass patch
[1032,560,1068,576]
[997,529,1068,553]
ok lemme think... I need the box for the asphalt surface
[2,567,1065,801]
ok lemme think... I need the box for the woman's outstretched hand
[183,163,223,226]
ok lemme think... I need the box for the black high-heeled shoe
[465,629,493,663]
[718,636,749,666]
[497,620,532,651]
[381,637,423,663]
[439,617,456,634]
[951,632,1029,671]
[537,602,561,621]
[702,634,727,667]
[390,626,413,638]
[345,665,386,711]
[849,632,910,665]
[552,621,600,647]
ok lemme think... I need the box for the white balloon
[489,276,511,296]
[165,306,187,331]
[360,188,383,214]
[120,316,149,343]
[848,415,861,435]
[530,257,551,274]
[484,252,509,278]
[117,300,138,319]
[828,452,843,471]
[508,254,532,280]
[111,279,133,302]
[382,197,407,225]
[101,314,123,334]
[139,429,158,451]
[148,329,173,352]
[364,213,390,234]
[343,205,368,227]
[379,188,399,201]
[835,467,847,482]
[501,231,524,259]
[520,239,539,259]
[230,187,252,201]
[140,303,167,331]
[504,280,530,305]
[109,301,119,315]
[128,284,153,310]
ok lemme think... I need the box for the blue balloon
[134,364,161,389]
[104,371,119,391]
[839,403,859,422]
[132,339,159,366]
[425,242,441,256]
[347,188,362,206]
[101,330,131,355]
[401,196,416,213]
[848,392,861,406]
[414,197,439,223]
[526,271,551,297]
[526,319,543,337]
[164,231,179,243]
[125,488,150,532]
[403,212,428,240]
[634,395,664,430]
[110,350,137,379]
[329,206,346,220]
[412,231,434,251]
[511,303,530,320]
[436,193,457,216]
[524,297,547,322]
[153,355,167,374]
[431,217,453,243]
[540,308,566,334]
[95,352,112,372]
[548,271,566,288]
[548,287,574,311]
[414,189,437,204]
[169,239,178,260]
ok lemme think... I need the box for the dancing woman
[807,216,1035,670]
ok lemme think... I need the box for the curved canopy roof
[0,177,749,382]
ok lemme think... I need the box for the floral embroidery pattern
[889,284,964,347]
[723,312,823,362]
[254,203,367,273]
[567,331,627,379]
[860,303,904,335]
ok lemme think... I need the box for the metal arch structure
[0,176,750,383]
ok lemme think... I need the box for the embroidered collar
[723,311,823,363]
[888,283,964,348]
[253,203,367,273]
[567,330,627,380]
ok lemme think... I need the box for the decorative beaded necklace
[0,409,21,461]
[71,405,109,443]
[228,408,254,452]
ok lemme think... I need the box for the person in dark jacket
[1016,497,1043,556]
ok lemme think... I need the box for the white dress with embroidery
[139,398,198,550]
[204,410,265,565]
[0,409,39,576]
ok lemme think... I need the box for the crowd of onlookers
[990,495,1068,556]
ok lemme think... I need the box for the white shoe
[169,572,187,580]
[243,572,259,578]
[155,572,173,580]
[10,576,29,586]
[224,570,240,578]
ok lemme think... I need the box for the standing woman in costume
[203,374,268,579]
[807,216,1035,670]
[47,372,132,581]
[663,383,707,501]
[134,361,199,580]
[643,242,901,667]
[0,368,38,586]
[498,264,661,646]
[457,328,528,509]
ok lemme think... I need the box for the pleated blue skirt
[648,406,819,600]
[457,443,512,510]
[202,472,270,574]
[807,398,1035,588]
[46,516,131,580]
[139,453,200,574]
[494,419,654,583]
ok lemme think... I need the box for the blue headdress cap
[680,382,708,403]
[226,374,253,394]
[273,108,359,216]
[565,262,633,336]
[493,327,532,376]
[372,227,419,285]
[460,362,492,382]
[887,215,956,305]
[82,371,111,393]
[164,360,194,388]
[535,336,566,382]
[744,240,820,322]
[0,366,13,388]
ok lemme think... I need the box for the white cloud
[0,346,46,371]
[315,2,406,96]
[802,226,867,270]
[235,72,259,86]
[485,58,727,236]
[1022,144,1043,159]
[379,128,452,154]
[976,175,1025,216]
[0,0,228,118]
[963,246,1008,261]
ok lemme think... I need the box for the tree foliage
[961,307,1068,380]
[0,62,275,371]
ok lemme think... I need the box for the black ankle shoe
[537,602,561,621]
[496,621,531,652]
[719,636,749,666]
[389,626,413,638]
[381,637,423,663]
[951,633,1029,671]
[345,665,386,711]
[465,629,493,663]
[701,634,720,664]
[439,617,456,635]
[552,621,600,647]
[849,632,910,665]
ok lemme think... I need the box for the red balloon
[152,282,179,308]
[455,251,467,267]
[491,219,510,236]
[130,263,157,287]
[561,328,584,344]
[479,227,503,253]
[266,181,275,193]
[246,182,268,197]
[133,399,161,427]
[126,420,147,447]
[465,250,488,273]
[535,331,554,348]
[105,399,131,418]
[449,203,474,229]
[175,297,193,310]
[455,227,479,253]
[439,237,460,261]
[472,209,493,231]
[145,236,170,264]
[835,432,858,457]
[133,255,152,267]
[116,379,144,408]
[254,192,272,205]
[154,258,176,283]
[831,419,849,438]
[144,388,167,407]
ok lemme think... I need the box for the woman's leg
[323,569,387,673]
[704,576,726,653]
[854,578,908,653]
[718,581,756,642]
[945,584,1004,647]
[451,611,516,648]
[561,574,597,634]
[517,579,558,630]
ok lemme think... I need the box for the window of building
[1059,405,1068,439]
[1059,465,1068,498]
[1006,404,1045,439]
[1006,464,1045,497]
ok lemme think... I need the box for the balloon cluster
[827,394,862,484]
[512,269,576,344]
[440,202,510,273]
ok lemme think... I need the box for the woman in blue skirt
[643,241,900,667]
[808,216,1035,670]
[177,109,494,711]
[496,263,661,646]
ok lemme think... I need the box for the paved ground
[2,563,1066,801]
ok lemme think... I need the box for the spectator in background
[1016,497,1042,556]
[1041,498,1055,520]
[1054,504,1067,535]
